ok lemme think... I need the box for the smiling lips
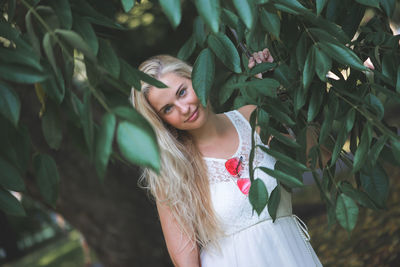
[185,107,199,122]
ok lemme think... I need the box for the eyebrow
[158,83,184,113]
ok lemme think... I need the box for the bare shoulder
[237,105,257,122]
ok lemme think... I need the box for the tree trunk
[20,87,172,267]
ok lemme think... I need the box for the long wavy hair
[129,55,221,248]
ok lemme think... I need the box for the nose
[175,100,190,115]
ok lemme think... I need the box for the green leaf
[55,29,96,61]
[303,47,315,90]
[364,94,384,120]
[207,33,241,73]
[193,16,207,46]
[121,0,135,12]
[319,95,338,144]
[353,123,372,173]
[260,8,280,38]
[0,64,47,84]
[0,82,20,127]
[117,120,160,171]
[360,164,389,208]
[345,108,356,132]
[229,78,280,98]
[249,62,277,76]
[390,137,400,165]
[0,188,25,216]
[314,45,331,81]
[268,185,281,221]
[0,157,25,191]
[296,33,308,71]
[177,36,196,61]
[257,109,270,129]
[259,166,303,188]
[49,0,73,29]
[330,123,348,166]
[273,0,308,14]
[258,145,309,171]
[369,136,388,166]
[267,126,301,148]
[232,0,254,29]
[380,0,395,17]
[192,48,215,107]
[33,154,60,207]
[316,0,328,15]
[98,38,120,78]
[73,14,99,56]
[249,178,269,216]
[355,0,380,8]
[219,74,247,104]
[340,182,378,210]
[318,42,367,72]
[194,0,220,33]
[160,0,181,28]
[74,0,124,29]
[307,88,323,122]
[119,59,142,91]
[43,33,58,75]
[25,10,41,56]
[132,68,167,89]
[40,63,65,104]
[95,113,116,181]
[41,103,63,150]
[336,193,359,232]
[396,66,400,93]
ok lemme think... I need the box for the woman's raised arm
[157,201,201,267]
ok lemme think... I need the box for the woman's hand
[247,48,274,79]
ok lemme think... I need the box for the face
[146,72,208,131]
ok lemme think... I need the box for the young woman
[130,50,323,267]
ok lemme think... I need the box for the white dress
[200,110,322,267]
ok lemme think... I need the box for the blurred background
[1,0,399,266]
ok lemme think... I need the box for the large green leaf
[259,166,303,188]
[273,0,308,15]
[316,0,328,15]
[314,45,331,81]
[192,48,215,107]
[353,123,372,173]
[33,154,60,207]
[40,64,65,104]
[219,74,247,104]
[121,0,135,12]
[307,88,323,122]
[132,68,167,89]
[207,33,241,73]
[336,193,359,232]
[117,120,160,171]
[360,164,389,208]
[249,178,269,216]
[98,38,120,78]
[0,82,20,127]
[340,182,378,210]
[42,103,63,150]
[0,157,25,191]
[73,14,99,56]
[319,95,338,144]
[228,79,280,98]
[268,185,281,221]
[355,0,380,8]
[119,59,142,91]
[330,122,347,166]
[249,62,277,76]
[49,0,73,29]
[318,42,367,72]
[232,0,254,29]
[296,33,308,71]
[303,47,315,90]
[0,64,47,84]
[0,45,42,72]
[194,0,220,33]
[55,29,96,61]
[364,94,384,120]
[193,16,207,46]
[160,0,181,28]
[177,35,197,61]
[95,113,116,181]
[380,0,395,17]
[43,33,58,75]
[25,10,41,56]
[260,8,280,38]
[258,145,309,171]
[368,136,388,166]
[0,188,25,216]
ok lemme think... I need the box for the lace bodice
[204,110,292,236]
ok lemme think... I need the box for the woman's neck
[187,109,225,147]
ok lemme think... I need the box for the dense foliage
[0,0,399,236]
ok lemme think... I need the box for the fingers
[248,57,256,69]
[247,48,274,72]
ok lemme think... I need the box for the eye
[163,105,173,114]
[178,88,187,97]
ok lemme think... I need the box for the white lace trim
[204,110,269,184]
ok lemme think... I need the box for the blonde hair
[130,55,221,248]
